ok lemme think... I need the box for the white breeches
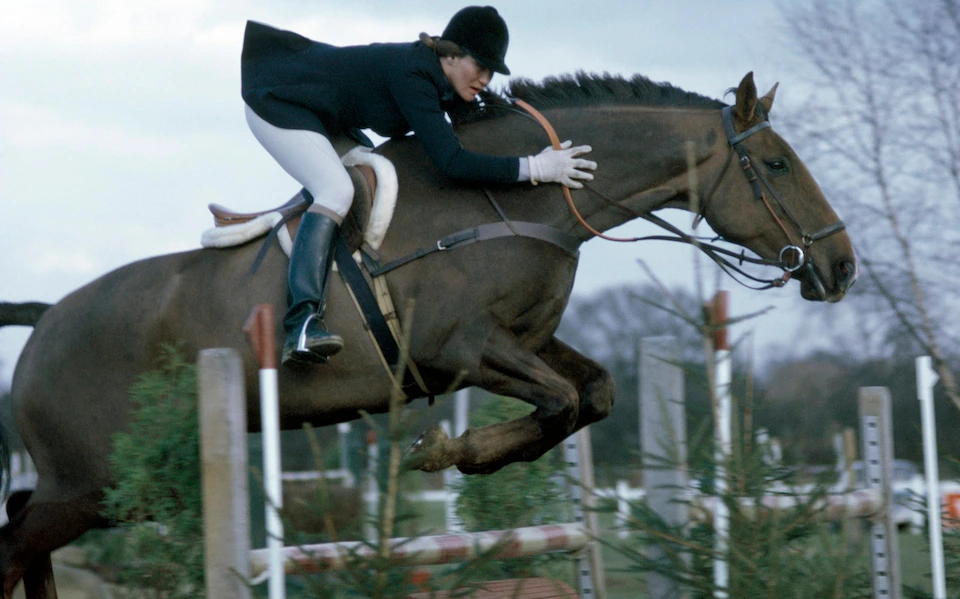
[245,104,355,219]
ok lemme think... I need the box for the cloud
[0,0,215,48]
[0,102,188,158]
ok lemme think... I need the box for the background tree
[779,0,960,411]
[556,283,715,482]
[758,351,960,476]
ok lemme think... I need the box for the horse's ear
[734,72,758,123]
[759,82,779,115]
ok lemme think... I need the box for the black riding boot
[282,211,344,365]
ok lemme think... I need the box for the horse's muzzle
[801,258,858,302]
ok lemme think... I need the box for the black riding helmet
[441,6,511,75]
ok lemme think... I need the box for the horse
[0,71,857,598]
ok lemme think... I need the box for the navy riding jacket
[241,21,520,183]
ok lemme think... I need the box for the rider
[242,6,597,366]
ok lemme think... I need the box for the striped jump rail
[249,523,589,578]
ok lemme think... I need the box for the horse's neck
[542,107,724,235]
[383,107,724,243]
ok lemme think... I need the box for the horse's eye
[765,158,788,173]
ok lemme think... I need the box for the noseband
[512,99,847,291]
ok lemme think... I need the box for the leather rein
[511,99,847,291]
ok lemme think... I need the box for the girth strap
[368,221,581,277]
[333,235,426,396]
[334,236,399,365]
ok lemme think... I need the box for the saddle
[208,163,378,254]
[202,148,426,396]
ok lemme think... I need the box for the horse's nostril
[835,260,857,290]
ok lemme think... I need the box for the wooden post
[640,336,688,599]
[858,387,902,599]
[199,348,252,599]
[842,426,863,546]
[843,428,858,490]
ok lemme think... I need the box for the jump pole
[710,291,732,599]
[916,356,946,599]
[248,522,589,577]
[244,304,285,599]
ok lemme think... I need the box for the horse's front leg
[407,329,614,475]
[537,336,616,429]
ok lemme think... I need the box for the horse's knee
[538,382,579,434]
[580,369,615,424]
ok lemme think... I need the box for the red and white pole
[244,304,285,599]
[711,291,731,599]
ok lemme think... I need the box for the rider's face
[441,54,493,102]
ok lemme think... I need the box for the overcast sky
[0,0,841,387]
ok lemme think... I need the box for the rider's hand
[527,141,597,188]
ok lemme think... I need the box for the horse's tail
[0,420,10,503]
[0,302,51,329]
[0,302,48,505]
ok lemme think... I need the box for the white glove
[527,140,597,188]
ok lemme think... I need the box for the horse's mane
[454,71,726,125]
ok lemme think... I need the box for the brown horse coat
[1,72,856,598]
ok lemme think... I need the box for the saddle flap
[340,165,376,253]
[209,192,308,227]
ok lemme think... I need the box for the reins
[515,99,641,243]
[510,98,847,291]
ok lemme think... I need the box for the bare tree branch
[781,0,960,412]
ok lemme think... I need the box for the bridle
[511,99,847,291]
[710,106,846,283]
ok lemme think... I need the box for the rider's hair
[419,33,466,59]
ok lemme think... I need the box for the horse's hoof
[404,426,453,472]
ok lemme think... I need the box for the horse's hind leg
[1,490,105,599]
[409,329,614,475]
[1,492,53,599]
[20,552,54,599]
